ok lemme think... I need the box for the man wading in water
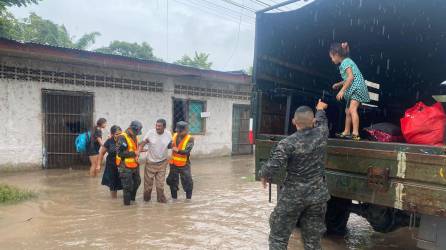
[259,100,330,250]
[139,119,172,203]
[116,121,143,205]
[166,121,194,200]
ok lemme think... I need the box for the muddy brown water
[0,156,419,249]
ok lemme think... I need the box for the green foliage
[0,9,21,39]
[0,0,39,9]
[74,31,101,50]
[19,12,73,47]
[0,184,36,203]
[175,51,213,70]
[247,66,253,75]
[95,41,161,60]
[0,11,100,49]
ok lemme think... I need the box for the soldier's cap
[176,121,188,132]
[130,120,143,134]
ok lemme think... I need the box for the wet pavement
[0,156,419,249]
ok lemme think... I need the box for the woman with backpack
[89,118,107,177]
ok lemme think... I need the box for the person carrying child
[330,42,370,141]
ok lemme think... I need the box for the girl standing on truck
[330,42,370,141]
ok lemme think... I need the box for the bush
[0,184,36,203]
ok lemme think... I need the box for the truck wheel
[325,197,352,235]
[366,205,401,233]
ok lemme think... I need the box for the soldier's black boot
[123,191,131,206]
[170,189,178,199]
[186,191,192,200]
[130,184,138,201]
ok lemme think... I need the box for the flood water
[0,156,419,249]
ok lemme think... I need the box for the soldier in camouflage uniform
[117,121,143,206]
[259,100,330,250]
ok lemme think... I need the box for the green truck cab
[253,1,446,249]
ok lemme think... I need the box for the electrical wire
[194,0,255,21]
[166,0,169,61]
[224,0,244,69]
[173,0,254,26]
[220,0,257,13]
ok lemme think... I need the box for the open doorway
[232,104,253,155]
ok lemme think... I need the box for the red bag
[364,129,405,143]
[400,102,446,146]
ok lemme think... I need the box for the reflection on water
[0,156,418,249]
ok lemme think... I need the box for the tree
[19,12,73,47]
[95,41,160,61]
[0,11,100,49]
[0,10,162,60]
[0,0,39,9]
[74,31,101,50]
[175,51,212,70]
[0,9,21,38]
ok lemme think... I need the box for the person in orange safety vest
[117,120,143,205]
[166,121,194,200]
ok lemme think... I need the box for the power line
[166,0,169,61]
[194,0,255,21]
[191,0,255,22]
[225,0,244,69]
[173,0,254,26]
[249,0,269,7]
[261,0,294,11]
[220,0,257,13]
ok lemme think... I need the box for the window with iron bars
[172,98,206,134]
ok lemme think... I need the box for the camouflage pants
[166,165,193,199]
[269,186,327,250]
[119,167,141,205]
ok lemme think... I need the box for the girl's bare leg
[349,100,361,135]
[89,155,98,177]
[110,191,117,199]
[343,108,352,135]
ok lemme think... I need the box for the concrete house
[0,38,252,170]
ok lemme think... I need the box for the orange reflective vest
[169,133,191,167]
[115,132,138,169]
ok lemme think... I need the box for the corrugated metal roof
[0,38,251,84]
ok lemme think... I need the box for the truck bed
[255,138,446,217]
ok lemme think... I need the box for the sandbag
[400,102,446,146]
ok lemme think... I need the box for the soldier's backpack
[75,131,91,153]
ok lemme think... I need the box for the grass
[0,184,36,204]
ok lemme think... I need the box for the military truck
[253,1,446,249]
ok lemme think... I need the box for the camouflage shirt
[259,110,330,201]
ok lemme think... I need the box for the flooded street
[0,156,419,249]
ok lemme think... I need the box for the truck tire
[365,205,404,233]
[325,197,352,235]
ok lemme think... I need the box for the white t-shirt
[142,129,172,163]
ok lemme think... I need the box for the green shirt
[339,58,370,103]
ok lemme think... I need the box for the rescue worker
[259,100,330,250]
[116,120,143,206]
[166,121,194,200]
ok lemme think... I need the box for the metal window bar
[42,89,94,168]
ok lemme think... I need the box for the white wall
[0,75,250,169]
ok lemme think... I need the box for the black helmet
[130,120,143,135]
[176,121,188,132]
